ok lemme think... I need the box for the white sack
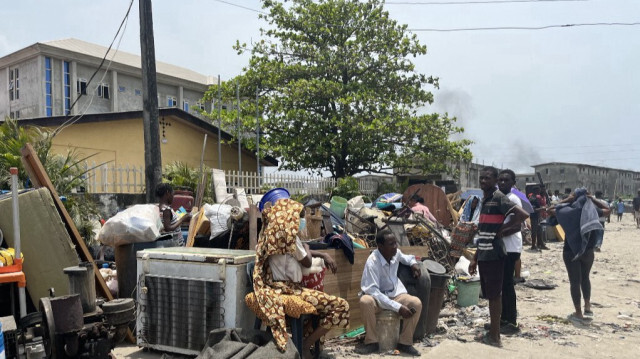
[98,204,163,247]
[203,203,233,239]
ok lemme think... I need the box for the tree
[203,0,471,178]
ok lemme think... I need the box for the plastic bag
[97,204,163,247]
[203,203,232,239]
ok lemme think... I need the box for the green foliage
[376,181,399,197]
[331,176,360,199]
[162,162,213,203]
[202,0,472,178]
[0,117,100,245]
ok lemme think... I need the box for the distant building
[395,161,487,193]
[0,38,215,120]
[529,162,640,199]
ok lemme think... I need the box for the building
[395,161,486,193]
[0,38,215,120]
[14,108,277,193]
[530,162,640,199]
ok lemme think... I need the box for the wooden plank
[20,143,135,343]
[403,184,454,227]
[316,246,430,339]
[249,204,259,250]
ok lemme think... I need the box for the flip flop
[584,310,594,317]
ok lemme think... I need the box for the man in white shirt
[356,229,422,356]
[497,169,524,334]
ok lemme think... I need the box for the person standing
[497,169,528,334]
[357,229,422,356]
[156,183,191,246]
[469,167,528,347]
[616,198,625,222]
[633,190,640,228]
[548,189,610,324]
[528,186,549,250]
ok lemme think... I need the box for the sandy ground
[112,214,640,358]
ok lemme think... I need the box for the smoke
[432,89,474,127]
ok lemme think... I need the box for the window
[196,102,205,111]
[118,86,126,93]
[167,96,177,107]
[8,68,19,101]
[135,89,142,96]
[45,57,52,117]
[96,83,110,99]
[545,168,549,175]
[10,111,19,119]
[560,168,565,174]
[183,100,189,112]
[77,78,88,95]
[63,61,71,115]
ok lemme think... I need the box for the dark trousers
[501,252,520,325]
[563,247,594,309]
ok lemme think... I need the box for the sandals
[567,313,591,326]
[584,310,594,317]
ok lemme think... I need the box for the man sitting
[356,229,422,356]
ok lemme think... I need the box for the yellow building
[21,108,276,186]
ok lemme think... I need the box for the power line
[54,0,134,135]
[409,22,640,32]
[213,0,266,14]
[387,0,587,5]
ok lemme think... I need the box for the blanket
[553,189,603,260]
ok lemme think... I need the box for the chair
[245,262,321,358]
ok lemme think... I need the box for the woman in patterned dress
[252,198,349,358]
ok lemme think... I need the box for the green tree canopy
[203,0,471,178]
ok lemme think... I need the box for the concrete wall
[0,56,41,119]
[1,49,210,121]
[78,192,147,218]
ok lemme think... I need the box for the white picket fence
[83,162,145,194]
[82,163,380,196]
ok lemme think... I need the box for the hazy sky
[2,0,639,174]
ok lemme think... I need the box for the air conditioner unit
[136,247,255,356]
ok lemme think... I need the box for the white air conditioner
[136,247,255,356]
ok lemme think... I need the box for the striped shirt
[477,190,516,261]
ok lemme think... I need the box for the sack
[97,204,163,247]
[450,222,477,257]
[203,204,233,239]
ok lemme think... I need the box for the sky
[2,0,639,174]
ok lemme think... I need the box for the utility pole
[236,80,242,185]
[139,0,162,203]
[255,86,260,180]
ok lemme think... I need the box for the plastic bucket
[259,188,290,212]
[376,310,400,352]
[330,196,348,219]
[426,273,450,335]
[456,279,481,307]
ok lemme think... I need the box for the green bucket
[456,279,481,307]
[330,196,348,219]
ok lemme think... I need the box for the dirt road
[325,214,640,358]
[113,215,640,358]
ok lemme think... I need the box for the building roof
[1,38,217,86]
[532,161,640,174]
[12,108,278,166]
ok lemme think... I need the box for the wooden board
[20,143,135,343]
[317,246,430,338]
[554,225,565,241]
[403,184,454,227]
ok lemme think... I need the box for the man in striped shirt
[469,166,528,347]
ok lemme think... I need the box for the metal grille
[139,275,225,351]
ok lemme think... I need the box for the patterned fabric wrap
[301,268,326,291]
[450,221,477,257]
[252,198,350,352]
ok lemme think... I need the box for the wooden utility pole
[139,0,162,203]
